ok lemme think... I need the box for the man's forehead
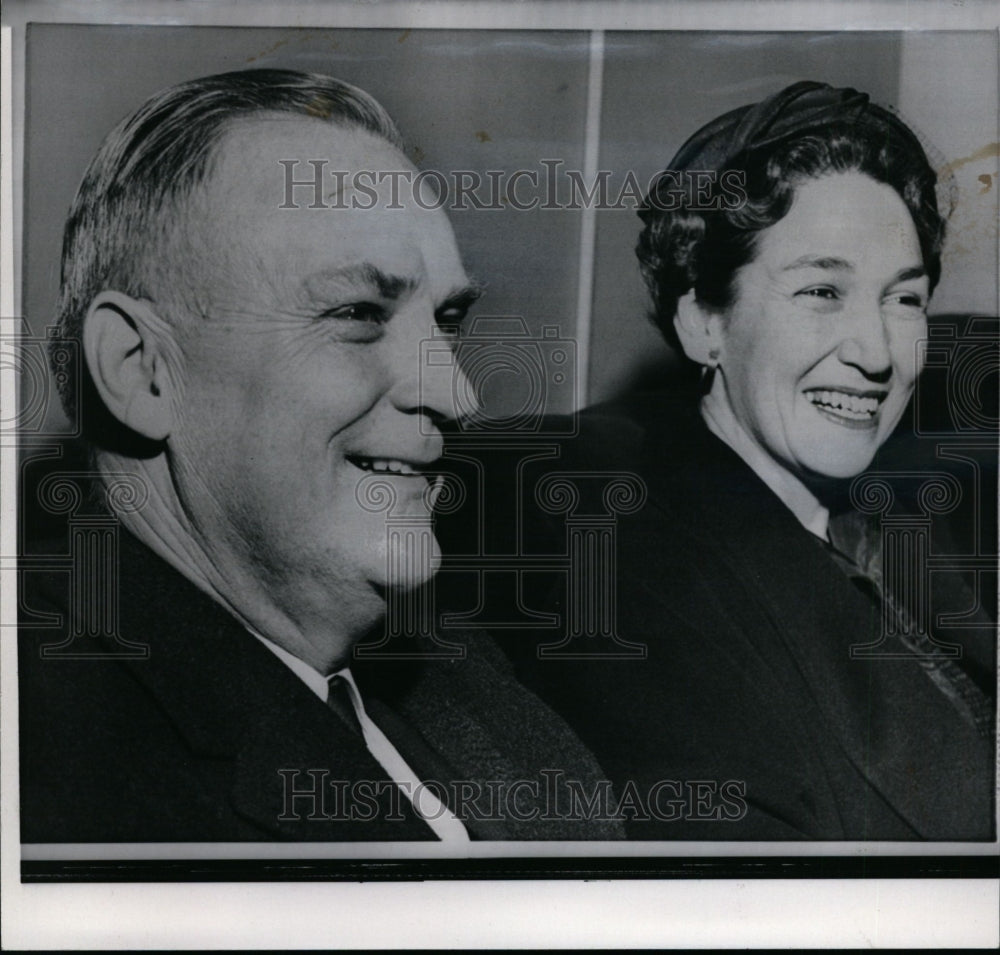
[209,114,410,196]
[185,114,468,299]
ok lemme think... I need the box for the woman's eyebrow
[891,265,928,283]
[781,255,854,273]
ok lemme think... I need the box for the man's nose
[836,303,893,380]
[390,314,481,425]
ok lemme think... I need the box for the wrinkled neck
[94,449,357,672]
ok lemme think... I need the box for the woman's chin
[799,451,878,487]
[789,423,889,480]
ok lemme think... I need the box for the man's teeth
[806,390,882,420]
[353,457,419,475]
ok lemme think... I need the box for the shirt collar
[247,628,349,702]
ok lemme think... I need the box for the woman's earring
[701,347,720,385]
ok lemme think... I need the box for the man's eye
[435,307,469,337]
[798,286,839,301]
[319,303,388,324]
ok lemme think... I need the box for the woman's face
[707,170,930,483]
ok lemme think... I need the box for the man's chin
[376,530,442,592]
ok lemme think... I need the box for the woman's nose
[836,304,893,379]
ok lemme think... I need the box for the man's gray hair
[50,68,404,447]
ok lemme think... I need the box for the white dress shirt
[250,631,470,842]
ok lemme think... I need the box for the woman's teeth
[806,389,882,420]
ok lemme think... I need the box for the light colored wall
[22,27,997,431]
[589,31,906,404]
[897,30,998,318]
[23,25,590,432]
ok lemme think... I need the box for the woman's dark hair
[637,82,948,359]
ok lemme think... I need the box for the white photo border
[3,0,998,949]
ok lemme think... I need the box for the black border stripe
[21,855,1000,882]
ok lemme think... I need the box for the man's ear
[673,290,724,367]
[82,291,176,441]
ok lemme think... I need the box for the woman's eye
[885,291,926,310]
[320,303,388,323]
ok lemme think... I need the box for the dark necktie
[825,510,993,740]
[326,674,364,737]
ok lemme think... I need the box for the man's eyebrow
[303,264,420,300]
[437,282,485,312]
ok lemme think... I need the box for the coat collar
[110,530,436,839]
[606,402,993,838]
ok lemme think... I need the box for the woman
[509,82,995,839]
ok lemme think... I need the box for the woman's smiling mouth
[804,388,887,427]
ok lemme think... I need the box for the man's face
[164,117,477,648]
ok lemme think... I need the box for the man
[18,69,619,842]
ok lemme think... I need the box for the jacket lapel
[228,685,434,840]
[111,531,436,840]
[639,412,993,838]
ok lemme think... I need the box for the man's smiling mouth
[348,455,425,476]
[804,388,886,422]
[347,455,446,506]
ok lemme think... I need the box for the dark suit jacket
[494,401,996,840]
[19,527,621,842]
